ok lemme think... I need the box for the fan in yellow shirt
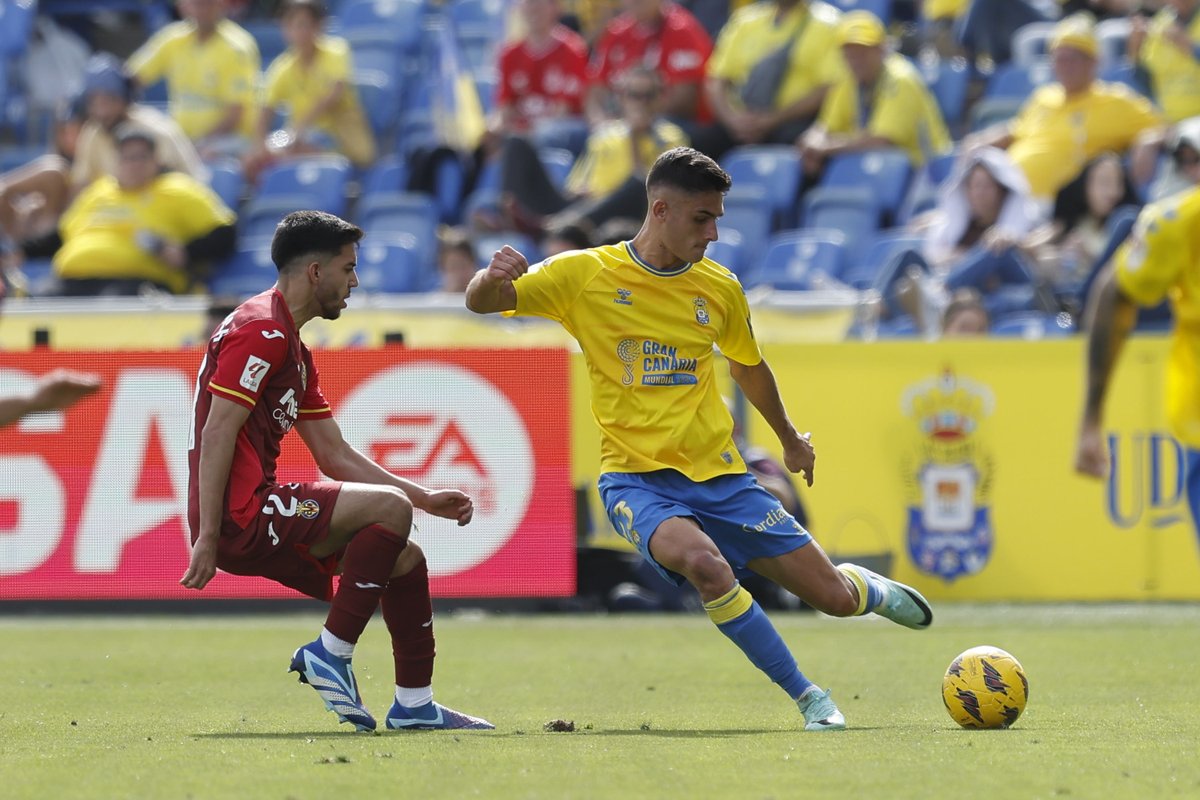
[799,11,951,174]
[253,0,375,169]
[966,13,1165,202]
[127,0,260,157]
[465,146,934,733]
[19,127,236,296]
[1077,185,1200,549]
[1129,0,1200,123]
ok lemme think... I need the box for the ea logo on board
[336,363,534,577]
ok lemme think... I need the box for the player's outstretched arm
[1076,263,1138,479]
[728,357,815,487]
[0,369,101,428]
[297,417,474,526]
[464,245,527,314]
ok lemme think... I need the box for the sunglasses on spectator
[623,88,659,101]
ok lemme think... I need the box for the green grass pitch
[4,604,1199,799]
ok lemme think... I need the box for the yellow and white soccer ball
[942,646,1029,729]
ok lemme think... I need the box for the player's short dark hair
[646,147,731,195]
[280,0,328,20]
[271,210,363,272]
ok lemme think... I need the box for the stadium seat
[336,0,424,52]
[474,231,541,268]
[897,150,956,224]
[242,19,288,66]
[967,61,1053,132]
[208,243,278,298]
[531,117,591,159]
[703,230,747,276]
[827,0,892,23]
[448,0,508,39]
[0,0,40,57]
[1097,17,1131,67]
[820,150,912,223]
[354,69,402,143]
[17,258,55,296]
[1010,21,1057,67]
[238,199,295,240]
[356,191,440,263]
[361,155,410,196]
[458,31,499,81]
[475,74,497,115]
[207,159,245,210]
[843,229,923,290]
[719,187,774,270]
[920,57,970,133]
[800,188,880,265]
[1099,63,1149,95]
[749,230,847,291]
[721,145,803,228]
[355,235,428,293]
[538,147,575,191]
[255,155,352,216]
[991,311,1077,338]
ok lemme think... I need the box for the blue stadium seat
[474,231,541,268]
[969,61,1053,131]
[353,70,402,143]
[531,117,591,159]
[256,156,351,216]
[897,150,957,224]
[538,147,575,191]
[238,199,295,240]
[362,155,410,196]
[458,31,499,80]
[821,150,912,223]
[1011,22,1057,67]
[1099,63,1149,95]
[749,230,847,291]
[843,229,924,290]
[827,0,892,23]
[475,74,497,115]
[1097,17,1131,68]
[356,191,440,263]
[336,0,424,52]
[703,230,747,276]
[800,188,880,265]
[449,0,508,39]
[356,235,428,293]
[208,243,278,298]
[991,311,1077,338]
[0,144,45,174]
[719,187,774,270]
[919,57,970,132]
[18,258,56,297]
[207,159,245,211]
[0,0,37,57]
[243,19,288,66]
[721,145,803,227]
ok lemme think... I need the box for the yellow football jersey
[128,19,261,140]
[510,242,762,480]
[1138,7,1200,123]
[1114,186,1200,446]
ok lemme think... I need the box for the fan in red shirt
[183,210,492,733]
[493,0,589,135]
[587,0,713,125]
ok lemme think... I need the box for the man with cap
[796,10,951,177]
[965,13,1165,204]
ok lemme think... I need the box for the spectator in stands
[0,95,86,251]
[954,0,1059,66]
[128,0,261,159]
[0,370,102,429]
[797,11,952,179]
[1129,0,1200,123]
[964,13,1165,204]
[437,227,480,293]
[586,0,713,129]
[940,287,992,336]
[73,54,208,192]
[1150,115,1200,199]
[880,147,1043,332]
[1028,152,1141,304]
[542,221,594,256]
[702,0,844,157]
[491,0,590,139]
[248,0,375,174]
[558,0,623,44]
[497,67,688,238]
[17,127,236,297]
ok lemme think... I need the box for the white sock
[395,685,433,708]
[320,627,355,659]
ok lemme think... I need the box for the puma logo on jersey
[261,329,285,340]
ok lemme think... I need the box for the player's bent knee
[392,540,425,577]
[376,486,414,532]
[681,550,735,595]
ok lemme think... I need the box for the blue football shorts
[597,469,812,586]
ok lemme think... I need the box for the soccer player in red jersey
[182,210,492,732]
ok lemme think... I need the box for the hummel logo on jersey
[261,329,285,340]
[355,582,383,590]
[240,355,271,391]
[614,288,633,306]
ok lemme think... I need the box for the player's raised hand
[31,369,102,412]
[180,535,219,590]
[423,489,474,526]
[783,431,816,487]
[1074,422,1108,479]
[485,245,529,284]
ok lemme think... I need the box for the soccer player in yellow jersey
[465,147,933,731]
[1076,186,1200,546]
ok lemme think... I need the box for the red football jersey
[496,25,589,130]
[588,3,713,123]
[187,288,332,535]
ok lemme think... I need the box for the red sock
[380,556,435,688]
[324,525,406,644]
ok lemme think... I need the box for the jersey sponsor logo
[616,338,640,385]
[274,388,299,432]
[261,329,285,340]
[240,355,270,392]
[335,363,535,578]
[614,288,633,306]
[640,339,698,385]
[296,498,321,519]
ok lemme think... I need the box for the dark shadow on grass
[196,727,880,740]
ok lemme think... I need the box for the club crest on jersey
[694,297,710,325]
[296,498,321,519]
[240,355,271,391]
[614,288,633,306]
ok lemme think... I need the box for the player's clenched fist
[486,245,529,283]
